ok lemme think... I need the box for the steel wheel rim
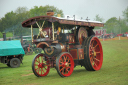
[34,54,50,76]
[58,53,74,77]
[89,37,103,70]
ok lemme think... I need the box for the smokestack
[47,10,54,16]
[3,32,6,41]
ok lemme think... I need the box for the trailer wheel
[10,58,21,68]
[82,36,103,71]
[56,52,74,77]
[32,53,50,77]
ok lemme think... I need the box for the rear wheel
[25,47,33,55]
[82,36,103,71]
[56,52,74,77]
[10,58,21,68]
[32,53,50,77]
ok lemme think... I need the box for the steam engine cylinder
[44,43,66,57]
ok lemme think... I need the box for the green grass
[0,40,128,85]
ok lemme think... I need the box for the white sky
[0,0,128,22]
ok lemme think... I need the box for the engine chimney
[3,32,6,41]
[47,10,54,16]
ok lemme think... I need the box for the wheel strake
[32,53,50,77]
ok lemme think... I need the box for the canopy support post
[52,22,54,40]
[31,25,33,43]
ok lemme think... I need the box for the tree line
[0,5,128,38]
[94,7,128,34]
[0,5,64,38]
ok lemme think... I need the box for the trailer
[22,11,104,77]
[0,40,25,68]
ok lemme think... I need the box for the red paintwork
[78,49,84,60]
[69,49,78,60]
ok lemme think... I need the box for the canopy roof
[0,40,25,56]
[22,16,104,28]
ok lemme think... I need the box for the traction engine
[22,12,104,77]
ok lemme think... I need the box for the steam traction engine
[22,12,104,77]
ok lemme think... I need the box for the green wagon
[0,40,25,68]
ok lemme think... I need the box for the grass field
[0,39,128,85]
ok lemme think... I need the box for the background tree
[122,6,128,22]
[94,14,104,22]
[0,5,64,38]
[105,17,119,34]
[29,5,64,18]
[94,14,104,29]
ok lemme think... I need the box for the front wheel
[56,52,74,77]
[32,53,50,77]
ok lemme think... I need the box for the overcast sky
[0,0,128,22]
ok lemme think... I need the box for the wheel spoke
[65,56,67,61]
[62,68,65,74]
[63,56,66,62]
[41,68,43,75]
[90,45,93,50]
[37,68,39,73]
[67,59,70,62]
[35,67,39,71]
[94,58,100,62]
[60,67,65,72]
[66,68,69,73]
[41,56,43,62]
[42,68,45,74]
[60,58,63,62]
[59,61,63,64]
[34,64,38,66]
[66,66,71,69]
[59,65,63,67]
[96,51,100,54]
[44,67,47,70]
[94,62,98,67]
[90,57,93,64]
[35,59,40,63]
[38,58,40,63]
[94,44,98,48]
